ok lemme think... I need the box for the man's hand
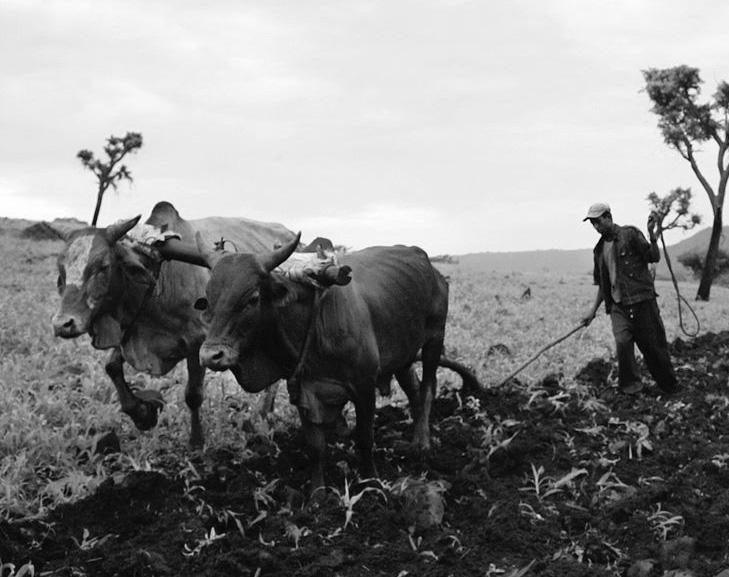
[580,310,596,327]
[647,213,659,241]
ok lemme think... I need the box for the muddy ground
[4,332,729,576]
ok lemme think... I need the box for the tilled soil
[4,332,729,576]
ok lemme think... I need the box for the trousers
[609,299,677,392]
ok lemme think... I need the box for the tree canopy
[643,66,729,300]
[78,132,143,226]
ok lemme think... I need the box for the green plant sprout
[648,503,684,541]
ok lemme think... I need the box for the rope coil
[655,227,700,338]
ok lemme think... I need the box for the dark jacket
[593,224,659,313]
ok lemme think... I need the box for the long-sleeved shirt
[592,224,660,313]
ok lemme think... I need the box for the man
[581,202,678,395]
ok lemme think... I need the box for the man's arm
[632,219,660,263]
[644,214,661,263]
[581,285,604,326]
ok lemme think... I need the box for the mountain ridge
[446,226,729,281]
[2,216,726,280]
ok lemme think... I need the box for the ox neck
[263,279,323,379]
[112,243,160,335]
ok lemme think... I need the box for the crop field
[3,232,729,576]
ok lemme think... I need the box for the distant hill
[0,216,36,232]
[0,215,725,283]
[456,226,729,281]
[0,216,87,239]
[458,248,594,276]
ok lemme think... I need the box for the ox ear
[105,215,141,244]
[260,232,302,272]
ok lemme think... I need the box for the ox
[188,233,478,487]
[51,201,297,447]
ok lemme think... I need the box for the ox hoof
[126,389,165,431]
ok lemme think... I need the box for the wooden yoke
[277,252,352,287]
[155,237,209,268]
[158,234,353,286]
[319,264,352,286]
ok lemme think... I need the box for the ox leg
[185,354,205,449]
[298,408,326,490]
[353,382,378,480]
[105,348,163,431]
[395,365,422,430]
[259,381,279,418]
[396,365,431,450]
[415,341,441,451]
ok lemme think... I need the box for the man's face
[589,214,612,236]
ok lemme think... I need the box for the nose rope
[288,286,328,390]
[116,264,158,346]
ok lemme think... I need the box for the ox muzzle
[52,311,88,338]
[199,342,239,371]
[53,285,91,338]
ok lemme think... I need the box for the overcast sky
[2,0,728,254]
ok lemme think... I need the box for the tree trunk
[696,209,723,301]
[91,187,104,227]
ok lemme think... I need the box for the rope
[290,286,329,385]
[213,237,239,252]
[656,228,700,338]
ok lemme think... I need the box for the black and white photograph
[3,2,729,575]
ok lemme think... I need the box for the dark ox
[191,233,478,487]
[51,201,296,447]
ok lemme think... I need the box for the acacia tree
[646,187,701,234]
[77,132,143,226]
[643,66,729,300]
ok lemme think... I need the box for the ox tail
[437,356,483,396]
[416,353,483,395]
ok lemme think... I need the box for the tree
[646,187,701,234]
[77,132,143,226]
[643,66,729,300]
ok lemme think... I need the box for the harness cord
[656,226,701,338]
[290,285,329,385]
[214,237,239,253]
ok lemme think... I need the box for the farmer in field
[581,202,679,395]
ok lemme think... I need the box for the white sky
[1,0,728,254]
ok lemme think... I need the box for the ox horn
[260,232,302,272]
[105,215,141,244]
[195,232,224,269]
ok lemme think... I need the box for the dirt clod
[4,332,729,575]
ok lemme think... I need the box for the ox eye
[248,293,260,306]
[87,273,107,295]
[194,297,208,311]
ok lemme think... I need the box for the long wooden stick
[497,324,585,387]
